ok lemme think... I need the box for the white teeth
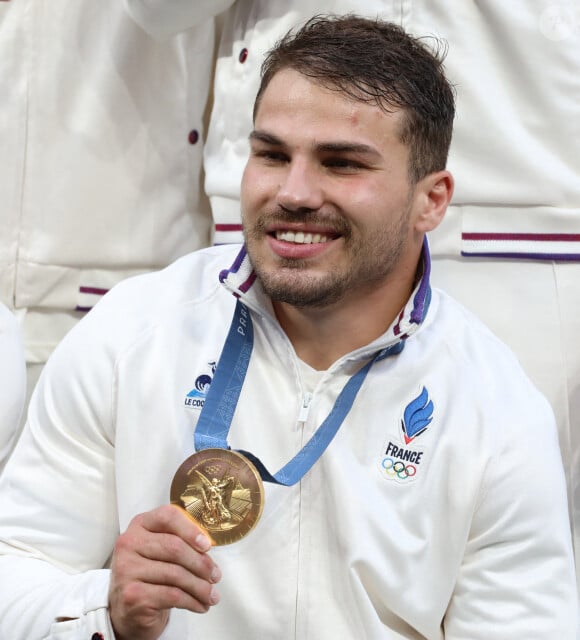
[276,230,330,244]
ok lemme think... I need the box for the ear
[412,170,454,233]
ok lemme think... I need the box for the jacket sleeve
[123,0,236,38]
[0,557,114,639]
[443,391,579,637]
[0,302,122,639]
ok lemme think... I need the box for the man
[126,0,580,586]
[0,15,576,640]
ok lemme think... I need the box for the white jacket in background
[0,0,217,363]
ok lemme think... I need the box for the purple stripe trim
[238,272,257,293]
[463,232,580,242]
[74,305,93,313]
[228,246,247,274]
[215,223,243,232]
[409,237,431,325]
[79,286,109,296]
[219,246,247,283]
[393,309,405,336]
[218,246,257,292]
[461,251,580,261]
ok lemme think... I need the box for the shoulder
[44,245,241,372]
[31,246,242,442]
[425,287,533,379]
[88,245,240,327]
[422,288,555,434]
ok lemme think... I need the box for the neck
[273,266,419,370]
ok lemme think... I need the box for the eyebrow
[249,130,283,146]
[249,129,382,158]
[317,141,381,158]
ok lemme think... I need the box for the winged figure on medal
[178,468,252,531]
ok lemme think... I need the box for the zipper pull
[298,392,313,423]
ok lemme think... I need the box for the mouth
[274,230,334,244]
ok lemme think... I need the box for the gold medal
[171,448,265,546]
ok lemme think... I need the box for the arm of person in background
[0,302,26,474]
[123,0,236,38]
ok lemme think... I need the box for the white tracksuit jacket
[0,243,576,639]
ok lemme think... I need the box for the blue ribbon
[194,300,404,486]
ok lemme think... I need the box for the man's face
[242,68,421,309]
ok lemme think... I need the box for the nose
[276,158,324,213]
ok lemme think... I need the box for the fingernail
[210,586,220,605]
[195,533,212,552]
[210,566,222,583]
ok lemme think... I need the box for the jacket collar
[219,237,432,350]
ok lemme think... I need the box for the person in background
[125,0,580,592]
[0,302,26,474]
[0,15,576,639]
[0,0,223,453]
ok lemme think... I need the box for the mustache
[248,207,351,235]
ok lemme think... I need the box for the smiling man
[0,15,576,640]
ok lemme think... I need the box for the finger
[133,531,221,584]
[112,573,220,617]
[133,557,221,608]
[138,504,213,552]
[112,524,221,587]
[111,547,220,612]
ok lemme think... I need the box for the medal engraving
[171,448,264,545]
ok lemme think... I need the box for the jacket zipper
[298,392,313,423]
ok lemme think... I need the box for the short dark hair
[254,15,455,184]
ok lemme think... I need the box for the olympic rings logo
[381,456,417,480]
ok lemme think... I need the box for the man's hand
[109,504,221,640]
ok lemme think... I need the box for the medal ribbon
[194,300,404,486]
